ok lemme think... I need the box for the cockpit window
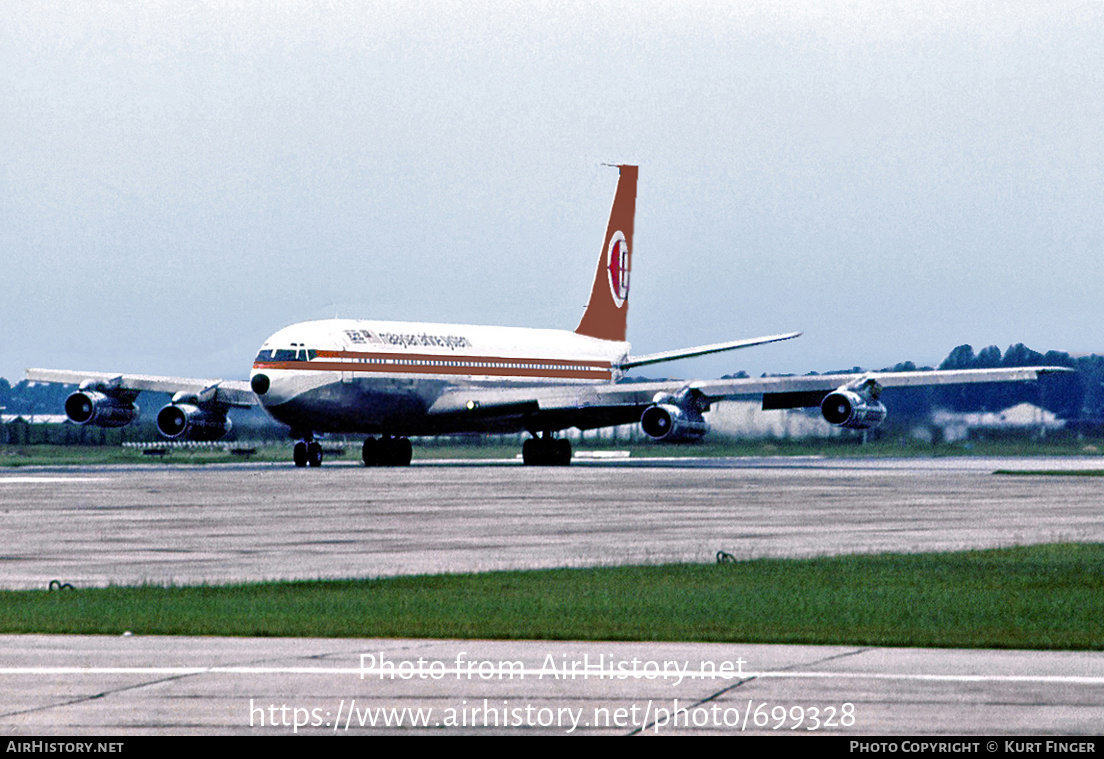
[256,348,316,362]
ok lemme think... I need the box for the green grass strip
[5,544,1102,650]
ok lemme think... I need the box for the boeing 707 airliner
[27,165,1066,466]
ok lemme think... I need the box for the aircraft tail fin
[575,164,637,342]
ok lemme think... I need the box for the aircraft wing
[25,369,258,408]
[424,366,1071,435]
[592,366,1070,407]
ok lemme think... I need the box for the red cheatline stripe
[314,349,612,369]
[252,360,612,381]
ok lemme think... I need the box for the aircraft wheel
[380,436,398,466]
[293,442,308,468]
[380,437,412,466]
[522,438,537,465]
[396,437,413,466]
[362,437,379,467]
[555,439,572,466]
[307,441,323,467]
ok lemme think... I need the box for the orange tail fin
[575,164,637,342]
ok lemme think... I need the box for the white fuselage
[249,318,629,436]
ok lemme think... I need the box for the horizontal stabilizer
[618,332,801,370]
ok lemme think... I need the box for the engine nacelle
[640,403,709,442]
[64,391,139,428]
[820,390,887,430]
[156,403,232,441]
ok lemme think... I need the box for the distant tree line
[877,343,1094,422]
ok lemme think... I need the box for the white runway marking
[0,477,109,484]
[3,666,1103,686]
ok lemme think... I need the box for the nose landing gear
[293,439,323,468]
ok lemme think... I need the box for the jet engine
[820,377,887,430]
[156,403,232,441]
[63,391,139,428]
[640,389,710,442]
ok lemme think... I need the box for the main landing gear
[291,433,412,468]
[362,436,413,467]
[522,434,572,466]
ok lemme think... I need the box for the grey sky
[3,1,1102,384]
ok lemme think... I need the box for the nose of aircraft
[251,373,270,396]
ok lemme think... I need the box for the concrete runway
[3,456,1104,588]
[2,456,1103,735]
[4,635,1103,736]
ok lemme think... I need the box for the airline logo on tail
[575,164,637,342]
[607,231,630,307]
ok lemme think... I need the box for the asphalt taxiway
[2,456,1102,735]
